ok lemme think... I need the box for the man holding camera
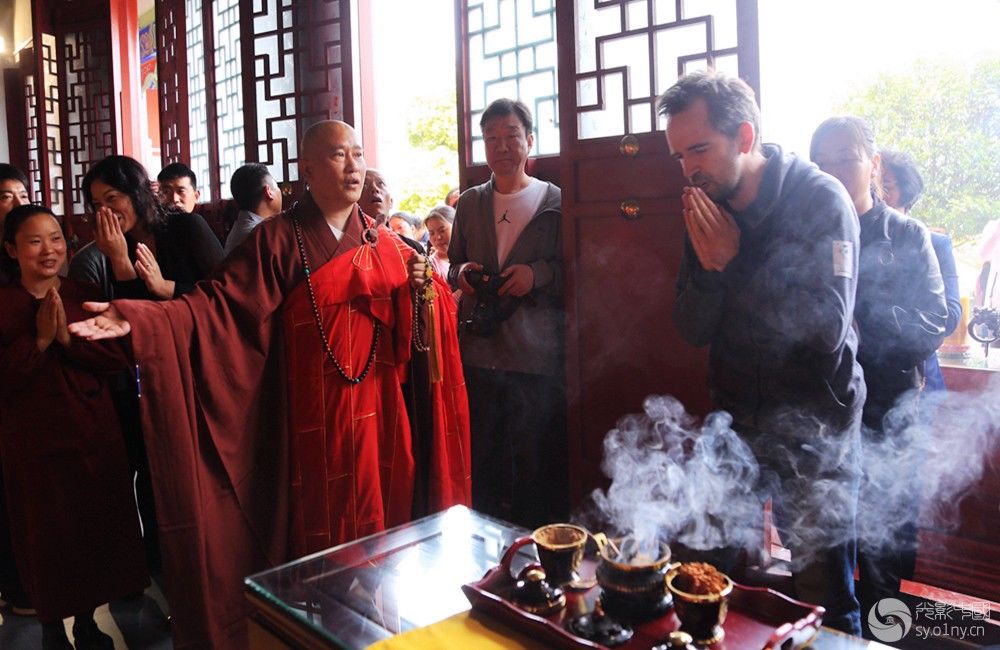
[448,98,564,528]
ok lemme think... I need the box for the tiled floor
[0,580,172,649]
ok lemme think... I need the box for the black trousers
[465,366,566,529]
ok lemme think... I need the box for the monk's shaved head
[301,120,354,160]
[299,119,366,212]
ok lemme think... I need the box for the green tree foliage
[838,58,1000,241]
[396,95,459,217]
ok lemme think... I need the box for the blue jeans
[771,488,862,636]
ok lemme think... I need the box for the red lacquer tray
[462,557,824,650]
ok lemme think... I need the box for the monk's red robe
[284,215,470,553]
[113,194,469,649]
[0,280,147,621]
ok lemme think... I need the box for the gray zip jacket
[448,177,563,376]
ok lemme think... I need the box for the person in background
[423,205,455,282]
[157,162,201,215]
[448,98,565,528]
[359,168,394,223]
[1,205,147,650]
[0,164,31,287]
[811,118,947,637]
[880,149,962,390]
[224,163,283,255]
[665,71,865,635]
[71,156,223,301]
[0,163,32,618]
[0,164,29,228]
[361,170,425,254]
[389,211,421,241]
[445,186,460,208]
[69,156,224,575]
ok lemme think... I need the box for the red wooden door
[555,0,760,503]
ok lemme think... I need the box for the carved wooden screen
[156,0,190,166]
[58,24,116,217]
[246,0,352,194]
[23,67,42,204]
[464,0,560,162]
[213,0,244,197]
[157,0,353,199]
[40,33,63,215]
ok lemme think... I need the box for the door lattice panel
[157,0,190,166]
[61,25,115,216]
[466,0,560,162]
[250,0,347,184]
[575,0,743,140]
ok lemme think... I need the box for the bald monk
[70,121,471,650]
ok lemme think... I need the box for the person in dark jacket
[811,117,947,636]
[70,156,223,301]
[664,71,865,635]
[0,163,31,287]
[880,149,962,390]
[448,98,565,528]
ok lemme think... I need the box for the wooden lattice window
[23,68,41,202]
[59,24,115,216]
[157,0,353,199]
[574,0,755,140]
[464,0,560,163]
[40,33,62,214]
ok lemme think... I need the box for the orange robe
[114,195,470,649]
[284,209,471,553]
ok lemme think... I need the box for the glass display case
[245,506,532,649]
[245,506,884,649]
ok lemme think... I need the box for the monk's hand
[457,261,484,294]
[68,302,132,340]
[498,264,533,297]
[36,287,60,351]
[682,186,740,272]
[94,207,136,280]
[53,288,71,347]
[407,253,430,290]
[135,243,175,299]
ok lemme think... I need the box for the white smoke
[858,376,1000,557]
[581,395,762,558]
[578,379,1000,572]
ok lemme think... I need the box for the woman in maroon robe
[0,205,147,650]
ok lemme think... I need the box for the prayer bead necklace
[292,215,380,385]
[412,261,429,353]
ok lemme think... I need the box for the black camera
[465,269,505,295]
[460,269,521,336]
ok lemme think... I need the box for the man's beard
[692,172,739,203]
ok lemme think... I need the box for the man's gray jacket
[447,178,562,376]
